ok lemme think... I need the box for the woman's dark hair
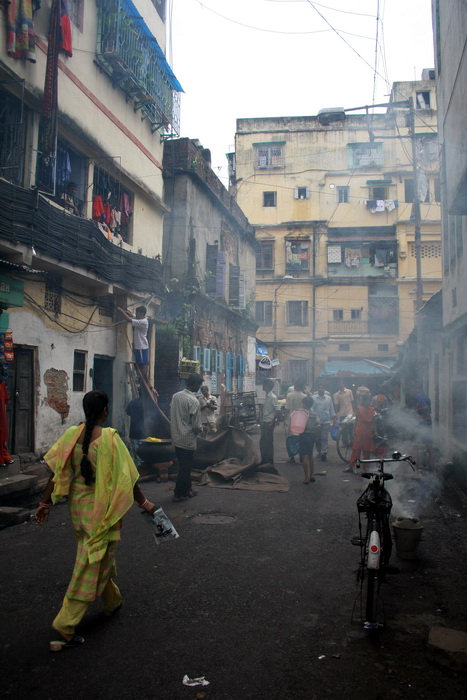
[80,391,108,485]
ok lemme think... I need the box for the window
[93,166,132,243]
[338,344,350,351]
[256,301,273,326]
[286,301,308,326]
[255,143,284,169]
[56,138,86,214]
[333,309,344,321]
[205,243,219,295]
[256,241,274,270]
[404,178,429,203]
[263,191,276,207]
[44,276,61,314]
[73,351,87,392]
[337,186,349,203]
[68,0,84,31]
[351,309,362,320]
[369,185,388,200]
[378,344,389,351]
[416,91,431,109]
[434,177,441,203]
[368,282,398,335]
[98,296,114,318]
[294,186,309,200]
[285,240,310,273]
[348,142,383,169]
[0,88,28,186]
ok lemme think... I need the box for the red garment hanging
[92,195,105,220]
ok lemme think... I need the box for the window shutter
[294,187,299,199]
[203,348,211,373]
[238,272,245,309]
[215,250,226,298]
[225,351,232,391]
[193,346,201,362]
[238,375,244,392]
[229,264,240,306]
[305,187,310,199]
[216,351,223,373]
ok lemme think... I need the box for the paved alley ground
[1,430,466,699]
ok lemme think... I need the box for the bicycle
[336,414,355,463]
[351,451,416,631]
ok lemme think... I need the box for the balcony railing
[328,320,368,335]
[96,0,182,134]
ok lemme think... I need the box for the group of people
[260,377,398,481]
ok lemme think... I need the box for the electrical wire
[372,0,381,106]
[192,0,374,38]
[303,0,388,84]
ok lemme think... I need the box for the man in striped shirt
[170,373,203,502]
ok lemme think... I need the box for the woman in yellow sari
[35,390,155,651]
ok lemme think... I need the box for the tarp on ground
[194,428,289,492]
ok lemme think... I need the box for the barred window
[44,276,62,314]
[73,351,87,392]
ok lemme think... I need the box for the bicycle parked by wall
[351,451,416,631]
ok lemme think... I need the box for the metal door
[7,347,34,454]
[92,355,114,425]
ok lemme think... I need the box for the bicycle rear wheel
[337,429,353,463]
[364,569,380,630]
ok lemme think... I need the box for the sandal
[187,490,198,498]
[49,634,85,652]
[172,495,185,502]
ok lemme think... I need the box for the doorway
[6,347,34,454]
[92,355,114,424]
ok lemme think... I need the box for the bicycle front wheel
[337,429,353,463]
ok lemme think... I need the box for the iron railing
[96,0,180,135]
[328,320,368,335]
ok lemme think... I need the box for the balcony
[0,179,164,296]
[96,0,182,134]
[328,320,368,335]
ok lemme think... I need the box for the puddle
[191,513,237,525]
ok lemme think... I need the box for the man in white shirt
[260,379,279,464]
[170,373,203,501]
[118,305,149,380]
[333,380,355,419]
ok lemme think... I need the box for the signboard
[0,275,24,308]
[258,357,272,370]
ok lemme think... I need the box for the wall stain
[43,368,70,424]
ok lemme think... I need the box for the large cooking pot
[137,439,175,465]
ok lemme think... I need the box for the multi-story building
[431,0,467,472]
[160,138,257,413]
[231,75,441,393]
[0,0,181,452]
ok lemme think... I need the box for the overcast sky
[169,0,435,184]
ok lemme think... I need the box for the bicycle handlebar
[356,452,416,469]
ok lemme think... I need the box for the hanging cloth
[6,0,37,62]
[60,0,73,57]
[92,195,105,221]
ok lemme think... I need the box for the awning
[320,359,395,377]
[121,0,184,92]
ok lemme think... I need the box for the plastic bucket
[392,518,423,559]
[290,409,309,435]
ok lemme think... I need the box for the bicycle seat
[360,472,394,480]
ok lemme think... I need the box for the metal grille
[44,277,61,314]
[0,90,26,186]
[96,0,180,134]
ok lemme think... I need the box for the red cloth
[60,13,72,57]
[92,195,105,220]
[349,405,375,466]
[104,202,111,225]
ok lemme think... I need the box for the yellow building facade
[232,76,441,391]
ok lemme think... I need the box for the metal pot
[137,439,175,465]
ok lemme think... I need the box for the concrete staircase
[0,456,50,528]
